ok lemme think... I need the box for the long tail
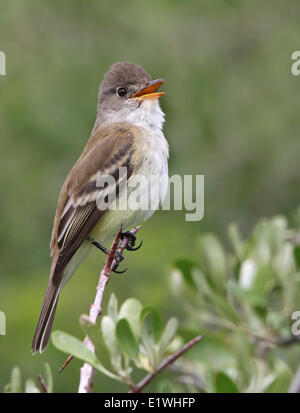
[32,280,62,354]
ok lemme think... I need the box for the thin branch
[59,355,73,373]
[37,374,48,393]
[277,335,300,347]
[128,335,203,393]
[77,226,142,393]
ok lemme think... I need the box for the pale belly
[91,149,169,243]
[62,124,169,286]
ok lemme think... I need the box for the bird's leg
[88,238,108,255]
[112,249,127,274]
[121,231,143,251]
[87,236,126,274]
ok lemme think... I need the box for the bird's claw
[126,240,143,251]
[121,231,143,252]
[113,267,127,274]
[89,234,138,274]
[112,249,127,274]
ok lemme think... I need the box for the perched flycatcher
[32,62,169,353]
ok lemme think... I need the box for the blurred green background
[1,0,300,392]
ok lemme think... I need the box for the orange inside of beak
[131,79,165,99]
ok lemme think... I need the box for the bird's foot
[87,237,127,274]
[121,231,143,251]
[112,249,127,274]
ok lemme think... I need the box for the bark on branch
[128,335,203,393]
[78,226,142,393]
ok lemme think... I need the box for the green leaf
[101,315,122,372]
[229,280,268,309]
[215,372,239,393]
[197,234,227,288]
[228,222,244,259]
[141,312,156,368]
[80,315,109,360]
[52,330,121,381]
[107,293,118,322]
[43,363,53,393]
[173,258,198,287]
[251,217,287,261]
[141,307,164,343]
[101,315,120,354]
[274,244,294,280]
[116,319,139,360]
[265,370,292,393]
[52,330,96,365]
[251,264,275,294]
[293,244,300,271]
[159,317,178,357]
[25,379,40,393]
[10,366,22,393]
[118,298,143,340]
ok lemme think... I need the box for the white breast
[133,125,169,221]
[129,99,169,220]
[92,99,169,242]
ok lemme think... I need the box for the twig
[60,226,142,374]
[128,335,203,393]
[37,374,48,393]
[277,335,300,347]
[77,226,142,393]
[59,355,73,373]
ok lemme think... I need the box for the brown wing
[50,124,136,282]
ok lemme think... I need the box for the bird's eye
[117,87,127,97]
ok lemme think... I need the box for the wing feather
[51,125,136,281]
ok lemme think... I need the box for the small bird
[32,62,169,353]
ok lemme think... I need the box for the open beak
[131,79,165,100]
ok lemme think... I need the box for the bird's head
[97,62,165,128]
